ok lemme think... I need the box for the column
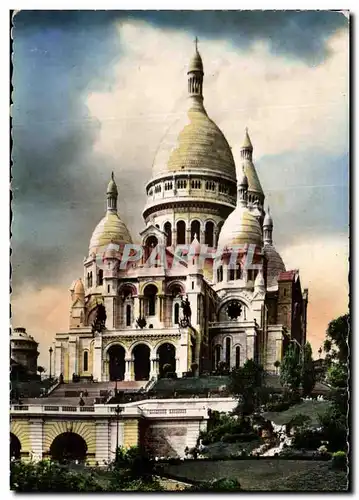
[150,357,158,379]
[29,419,43,461]
[95,420,109,465]
[54,342,62,377]
[246,328,256,360]
[93,336,102,382]
[172,228,177,248]
[124,357,132,381]
[138,296,144,317]
[104,297,114,330]
[200,229,205,244]
[179,329,189,375]
[186,228,191,245]
[134,296,140,322]
[175,357,180,377]
[68,340,77,378]
[109,420,124,461]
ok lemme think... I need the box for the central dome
[152,98,236,180]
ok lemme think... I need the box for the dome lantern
[238,166,249,207]
[107,172,118,212]
[187,37,204,100]
[263,207,274,245]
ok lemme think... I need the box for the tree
[280,344,301,392]
[229,359,264,415]
[323,314,349,364]
[301,342,316,397]
[37,366,46,380]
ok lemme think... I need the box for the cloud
[87,21,348,239]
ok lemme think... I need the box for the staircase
[22,380,146,406]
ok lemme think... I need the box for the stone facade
[54,43,308,383]
[10,398,237,462]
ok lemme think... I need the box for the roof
[278,270,298,282]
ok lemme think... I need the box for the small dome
[74,278,84,295]
[107,172,118,195]
[189,234,201,255]
[254,269,265,288]
[89,212,132,255]
[241,128,253,150]
[188,50,203,73]
[103,242,120,260]
[218,206,263,248]
[264,245,286,289]
[263,209,273,227]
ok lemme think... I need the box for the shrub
[331,451,347,471]
[221,432,258,443]
[187,478,241,491]
[292,429,323,450]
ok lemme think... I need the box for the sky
[11,10,349,369]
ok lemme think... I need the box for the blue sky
[11,10,349,365]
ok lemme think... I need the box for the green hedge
[331,451,347,471]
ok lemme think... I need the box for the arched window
[229,268,235,281]
[174,303,180,324]
[126,304,131,326]
[217,265,223,282]
[225,337,231,368]
[177,221,186,245]
[205,221,214,246]
[97,269,103,286]
[235,346,240,369]
[144,284,158,316]
[83,351,88,372]
[164,221,172,247]
[236,264,241,280]
[215,345,221,368]
[87,272,93,288]
[191,220,201,242]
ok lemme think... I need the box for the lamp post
[49,347,53,379]
[115,405,123,463]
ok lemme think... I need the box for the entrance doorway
[133,344,150,381]
[108,345,126,381]
[50,432,87,463]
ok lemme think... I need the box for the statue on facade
[91,303,107,335]
[180,295,192,327]
[136,316,147,329]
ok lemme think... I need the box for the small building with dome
[53,42,308,383]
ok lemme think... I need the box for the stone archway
[10,433,21,460]
[108,344,126,381]
[158,343,176,377]
[50,432,87,463]
[133,344,151,381]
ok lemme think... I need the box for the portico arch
[107,344,126,381]
[132,344,151,381]
[157,342,176,377]
[50,432,87,463]
[10,433,21,460]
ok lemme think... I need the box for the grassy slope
[262,400,331,426]
[163,460,348,491]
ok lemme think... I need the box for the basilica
[54,43,308,383]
